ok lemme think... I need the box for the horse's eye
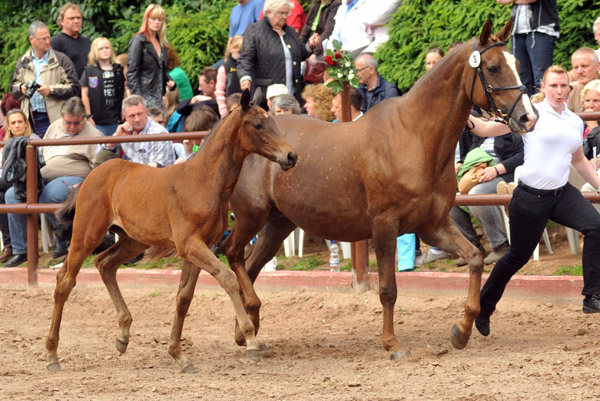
[253,123,263,130]
[487,65,499,74]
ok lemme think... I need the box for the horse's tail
[54,186,80,239]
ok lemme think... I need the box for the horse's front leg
[419,216,483,350]
[183,237,261,361]
[167,260,201,373]
[371,215,409,360]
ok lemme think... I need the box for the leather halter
[469,40,527,124]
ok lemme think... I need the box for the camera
[24,81,41,98]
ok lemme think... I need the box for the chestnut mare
[221,20,537,359]
[45,90,297,372]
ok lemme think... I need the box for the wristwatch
[85,114,93,119]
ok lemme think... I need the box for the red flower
[334,51,342,59]
[325,55,335,65]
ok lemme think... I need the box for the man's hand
[240,80,251,91]
[37,85,51,97]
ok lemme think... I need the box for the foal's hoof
[247,349,262,362]
[47,360,61,372]
[390,350,412,361]
[450,324,469,350]
[181,364,198,374]
[115,337,129,354]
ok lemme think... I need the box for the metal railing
[8,111,600,285]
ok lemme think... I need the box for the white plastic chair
[41,213,55,253]
[283,228,351,259]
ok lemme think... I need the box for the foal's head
[465,19,537,133]
[232,89,297,170]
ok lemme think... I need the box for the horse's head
[237,89,297,170]
[466,19,537,134]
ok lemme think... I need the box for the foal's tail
[54,186,80,239]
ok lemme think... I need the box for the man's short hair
[356,53,378,71]
[594,16,600,34]
[184,106,219,132]
[199,67,217,83]
[122,95,146,112]
[148,107,165,120]
[28,21,48,38]
[573,47,599,64]
[333,87,363,112]
[226,93,242,111]
[61,96,86,118]
[57,2,82,27]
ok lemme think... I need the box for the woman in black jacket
[238,0,309,110]
[126,3,175,110]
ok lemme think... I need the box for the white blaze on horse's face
[264,112,269,119]
[502,50,536,118]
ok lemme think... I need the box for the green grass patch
[552,264,583,276]
[287,255,324,271]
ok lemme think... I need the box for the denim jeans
[512,32,556,96]
[450,177,508,249]
[480,183,600,316]
[95,123,119,137]
[30,111,50,138]
[5,176,84,255]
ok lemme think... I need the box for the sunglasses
[5,108,24,116]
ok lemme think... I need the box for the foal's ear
[478,19,493,46]
[495,17,513,43]
[241,89,251,112]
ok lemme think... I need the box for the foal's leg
[167,260,201,373]
[226,210,295,346]
[184,237,261,360]
[95,230,149,354]
[46,222,108,371]
[418,216,482,350]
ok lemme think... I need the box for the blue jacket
[358,75,399,111]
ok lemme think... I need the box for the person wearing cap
[266,83,289,112]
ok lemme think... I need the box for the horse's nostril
[519,114,529,123]
[287,152,297,166]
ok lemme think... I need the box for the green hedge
[377,0,600,93]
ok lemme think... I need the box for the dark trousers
[480,182,600,316]
[512,32,556,96]
[0,177,11,245]
[30,110,50,138]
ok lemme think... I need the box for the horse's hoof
[390,350,412,361]
[181,364,198,374]
[259,343,273,358]
[247,349,262,362]
[47,360,61,372]
[451,324,469,350]
[115,337,129,354]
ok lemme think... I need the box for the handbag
[303,59,327,84]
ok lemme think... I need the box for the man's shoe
[124,253,144,265]
[415,248,449,266]
[583,295,600,313]
[0,244,13,263]
[52,247,69,259]
[484,243,509,265]
[3,253,27,267]
[475,313,491,336]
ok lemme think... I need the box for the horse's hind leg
[95,229,149,354]
[418,216,482,350]
[183,237,261,361]
[46,222,107,371]
[168,260,201,373]
[225,209,296,346]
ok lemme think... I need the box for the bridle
[468,40,527,124]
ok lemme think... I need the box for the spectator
[299,0,341,56]
[0,110,40,263]
[229,0,265,39]
[260,0,306,34]
[469,65,600,336]
[115,53,130,96]
[271,93,301,115]
[238,0,309,109]
[175,106,220,163]
[496,0,559,95]
[11,21,80,138]
[354,53,398,111]
[148,107,166,127]
[266,83,289,111]
[361,0,401,54]
[97,95,175,168]
[167,45,194,101]
[449,126,523,266]
[567,47,600,113]
[594,17,600,59]
[80,37,126,136]
[329,0,370,55]
[176,67,219,119]
[50,2,91,79]
[216,35,243,118]
[226,93,243,113]
[330,86,363,121]
[164,87,180,124]
[302,84,334,121]
[4,97,102,266]
[581,80,600,161]
[425,48,444,72]
[127,4,176,110]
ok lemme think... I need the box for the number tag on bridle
[469,51,481,68]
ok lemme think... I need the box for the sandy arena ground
[1,278,600,401]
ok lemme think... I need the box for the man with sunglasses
[3,97,101,267]
[354,53,398,112]
[10,21,80,139]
